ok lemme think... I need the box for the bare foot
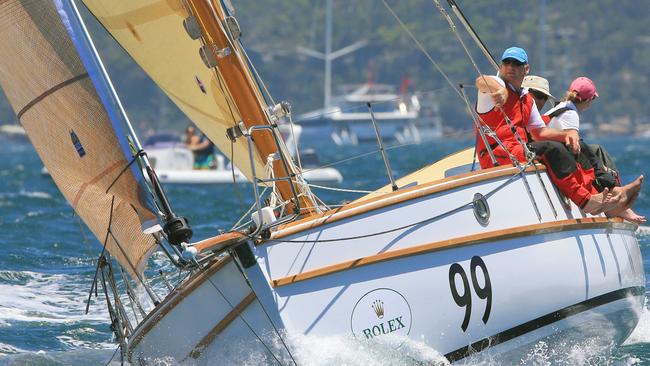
[606,207,647,224]
[583,187,620,214]
[610,175,644,208]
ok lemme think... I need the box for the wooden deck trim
[128,255,232,356]
[192,231,246,253]
[271,164,545,240]
[186,292,257,360]
[271,217,632,288]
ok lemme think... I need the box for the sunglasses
[529,89,549,100]
[502,58,526,67]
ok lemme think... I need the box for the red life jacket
[476,85,534,168]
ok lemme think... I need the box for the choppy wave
[0,270,108,325]
[0,342,27,355]
[0,190,52,200]
[624,302,650,345]
[637,226,650,237]
[289,333,448,366]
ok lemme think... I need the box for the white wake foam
[636,226,650,237]
[288,333,449,366]
[624,302,650,345]
[0,270,108,325]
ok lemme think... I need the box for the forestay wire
[381,0,528,165]
[429,0,533,160]
[261,163,532,243]
[380,0,463,100]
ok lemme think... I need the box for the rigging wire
[301,140,416,173]
[105,149,145,194]
[202,274,286,365]
[306,183,373,194]
[430,0,533,162]
[286,113,303,171]
[231,187,270,231]
[380,1,522,169]
[85,196,116,314]
[230,255,299,366]
[104,344,121,366]
[260,164,530,244]
[380,0,463,99]
[427,1,549,219]
[230,139,245,211]
[239,40,276,108]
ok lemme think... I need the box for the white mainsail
[0,0,157,275]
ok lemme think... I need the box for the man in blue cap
[474,46,620,214]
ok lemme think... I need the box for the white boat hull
[257,227,643,363]
[127,167,644,363]
[153,166,342,185]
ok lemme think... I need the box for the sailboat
[0,0,644,364]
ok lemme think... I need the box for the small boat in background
[299,83,432,146]
[294,0,442,146]
[143,124,343,185]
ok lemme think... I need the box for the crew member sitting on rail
[474,47,636,215]
[524,75,644,223]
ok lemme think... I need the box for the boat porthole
[472,193,490,226]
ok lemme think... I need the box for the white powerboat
[144,124,342,185]
[299,83,437,146]
[295,0,442,146]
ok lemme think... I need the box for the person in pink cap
[545,76,598,132]
[544,76,645,223]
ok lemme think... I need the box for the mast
[297,0,367,110]
[538,0,547,76]
[324,0,332,109]
[186,0,317,215]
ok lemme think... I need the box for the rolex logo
[371,300,384,319]
[352,289,412,343]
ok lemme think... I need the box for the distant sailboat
[0,0,644,364]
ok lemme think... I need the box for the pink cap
[569,77,599,101]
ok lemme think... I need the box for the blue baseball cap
[501,47,528,64]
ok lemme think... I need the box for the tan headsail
[0,0,157,275]
[80,0,319,214]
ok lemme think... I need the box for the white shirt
[476,75,545,131]
[545,101,580,131]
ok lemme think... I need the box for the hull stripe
[186,292,257,360]
[445,286,645,362]
[271,218,634,288]
[271,165,545,239]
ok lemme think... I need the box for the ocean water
[0,135,649,365]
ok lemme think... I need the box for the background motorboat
[143,124,343,185]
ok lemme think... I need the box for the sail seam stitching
[16,72,89,120]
